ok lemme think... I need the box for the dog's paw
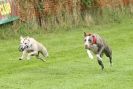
[19,58,22,60]
[42,59,46,62]
[87,50,93,60]
[110,63,113,67]
[89,55,94,59]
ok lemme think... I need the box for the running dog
[84,32,112,70]
[19,36,48,62]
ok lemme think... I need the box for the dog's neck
[92,35,97,44]
[25,43,32,50]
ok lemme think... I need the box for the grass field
[0,20,133,89]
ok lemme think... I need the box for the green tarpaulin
[0,0,19,25]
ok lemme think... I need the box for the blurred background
[0,0,133,39]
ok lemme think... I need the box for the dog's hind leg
[41,47,49,58]
[36,52,46,62]
[36,56,45,62]
[109,56,112,66]
[107,53,112,66]
[104,47,112,66]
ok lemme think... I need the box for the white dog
[19,36,48,62]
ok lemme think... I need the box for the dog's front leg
[19,51,27,60]
[27,51,38,60]
[87,50,93,59]
[97,46,104,70]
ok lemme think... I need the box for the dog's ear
[88,33,92,36]
[84,32,92,36]
[84,32,86,37]
[20,36,23,40]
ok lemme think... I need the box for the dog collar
[92,35,97,44]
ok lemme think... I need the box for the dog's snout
[85,45,90,49]
[21,48,24,51]
[85,45,88,49]
[18,46,24,52]
[18,47,22,52]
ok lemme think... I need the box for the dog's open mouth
[18,47,24,52]
[18,46,25,52]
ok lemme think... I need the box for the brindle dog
[84,32,112,70]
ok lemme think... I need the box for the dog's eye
[84,39,86,41]
[88,39,91,42]
[25,43,27,45]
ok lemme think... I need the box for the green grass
[0,20,133,89]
